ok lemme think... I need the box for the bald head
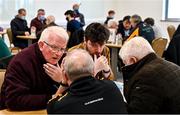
[63,49,94,81]
[119,37,154,66]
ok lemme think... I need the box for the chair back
[6,28,13,46]
[152,38,168,57]
[167,25,176,41]
[6,28,21,53]
[0,69,6,92]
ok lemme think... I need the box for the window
[164,0,180,21]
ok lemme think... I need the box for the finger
[94,54,97,62]
[44,67,53,76]
[57,63,60,67]
[47,63,57,69]
[43,65,55,75]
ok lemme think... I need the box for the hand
[24,31,30,36]
[94,55,110,76]
[43,63,63,83]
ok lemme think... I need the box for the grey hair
[119,36,154,62]
[107,20,118,28]
[38,26,69,42]
[63,49,94,81]
[131,14,142,24]
[46,15,55,25]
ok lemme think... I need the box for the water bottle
[31,26,36,37]
[115,34,122,45]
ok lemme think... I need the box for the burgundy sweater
[0,43,58,111]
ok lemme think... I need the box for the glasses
[44,41,66,53]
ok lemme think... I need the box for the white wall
[1,0,180,42]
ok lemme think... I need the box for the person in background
[172,24,180,38]
[0,26,69,111]
[37,15,58,39]
[10,8,30,49]
[72,3,85,27]
[45,15,58,27]
[117,15,132,41]
[64,10,81,48]
[119,36,180,113]
[104,10,115,26]
[30,9,46,41]
[69,22,114,80]
[144,17,163,39]
[47,49,127,114]
[127,14,155,44]
[107,20,118,43]
[165,34,180,66]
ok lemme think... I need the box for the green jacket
[0,38,11,58]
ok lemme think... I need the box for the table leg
[111,47,118,80]
[28,39,32,46]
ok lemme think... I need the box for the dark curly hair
[85,23,110,45]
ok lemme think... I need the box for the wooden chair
[152,38,168,57]
[6,28,21,53]
[167,25,176,41]
[0,69,6,92]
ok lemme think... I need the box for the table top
[17,35,37,40]
[105,43,122,48]
[0,109,47,115]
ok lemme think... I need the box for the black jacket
[122,53,180,113]
[165,34,180,66]
[10,16,29,48]
[128,22,155,44]
[47,76,127,114]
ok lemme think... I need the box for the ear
[38,41,44,51]
[129,57,138,64]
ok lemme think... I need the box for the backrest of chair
[152,38,168,57]
[0,69,6,92]
[7,28,13,45]
[167,25,176,41]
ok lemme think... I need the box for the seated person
[173,24,180,37]
[107,20,119,43]
[0,38,11,59]
[10,8,30,49]
[144,17,163,39]
[47,49,127,114]
[127,14,155,44]
[119,36,180,113]
[69,22,114,80]
[0,26,69,111]
[37,15,58,39]
[117,15,132,41]
[0,38,13,69]
[165,34,180,66]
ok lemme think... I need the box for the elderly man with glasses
[0,26,69,111]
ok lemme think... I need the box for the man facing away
[0,26,69,111]
[119,36,180,113]
[47,49,127,114]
